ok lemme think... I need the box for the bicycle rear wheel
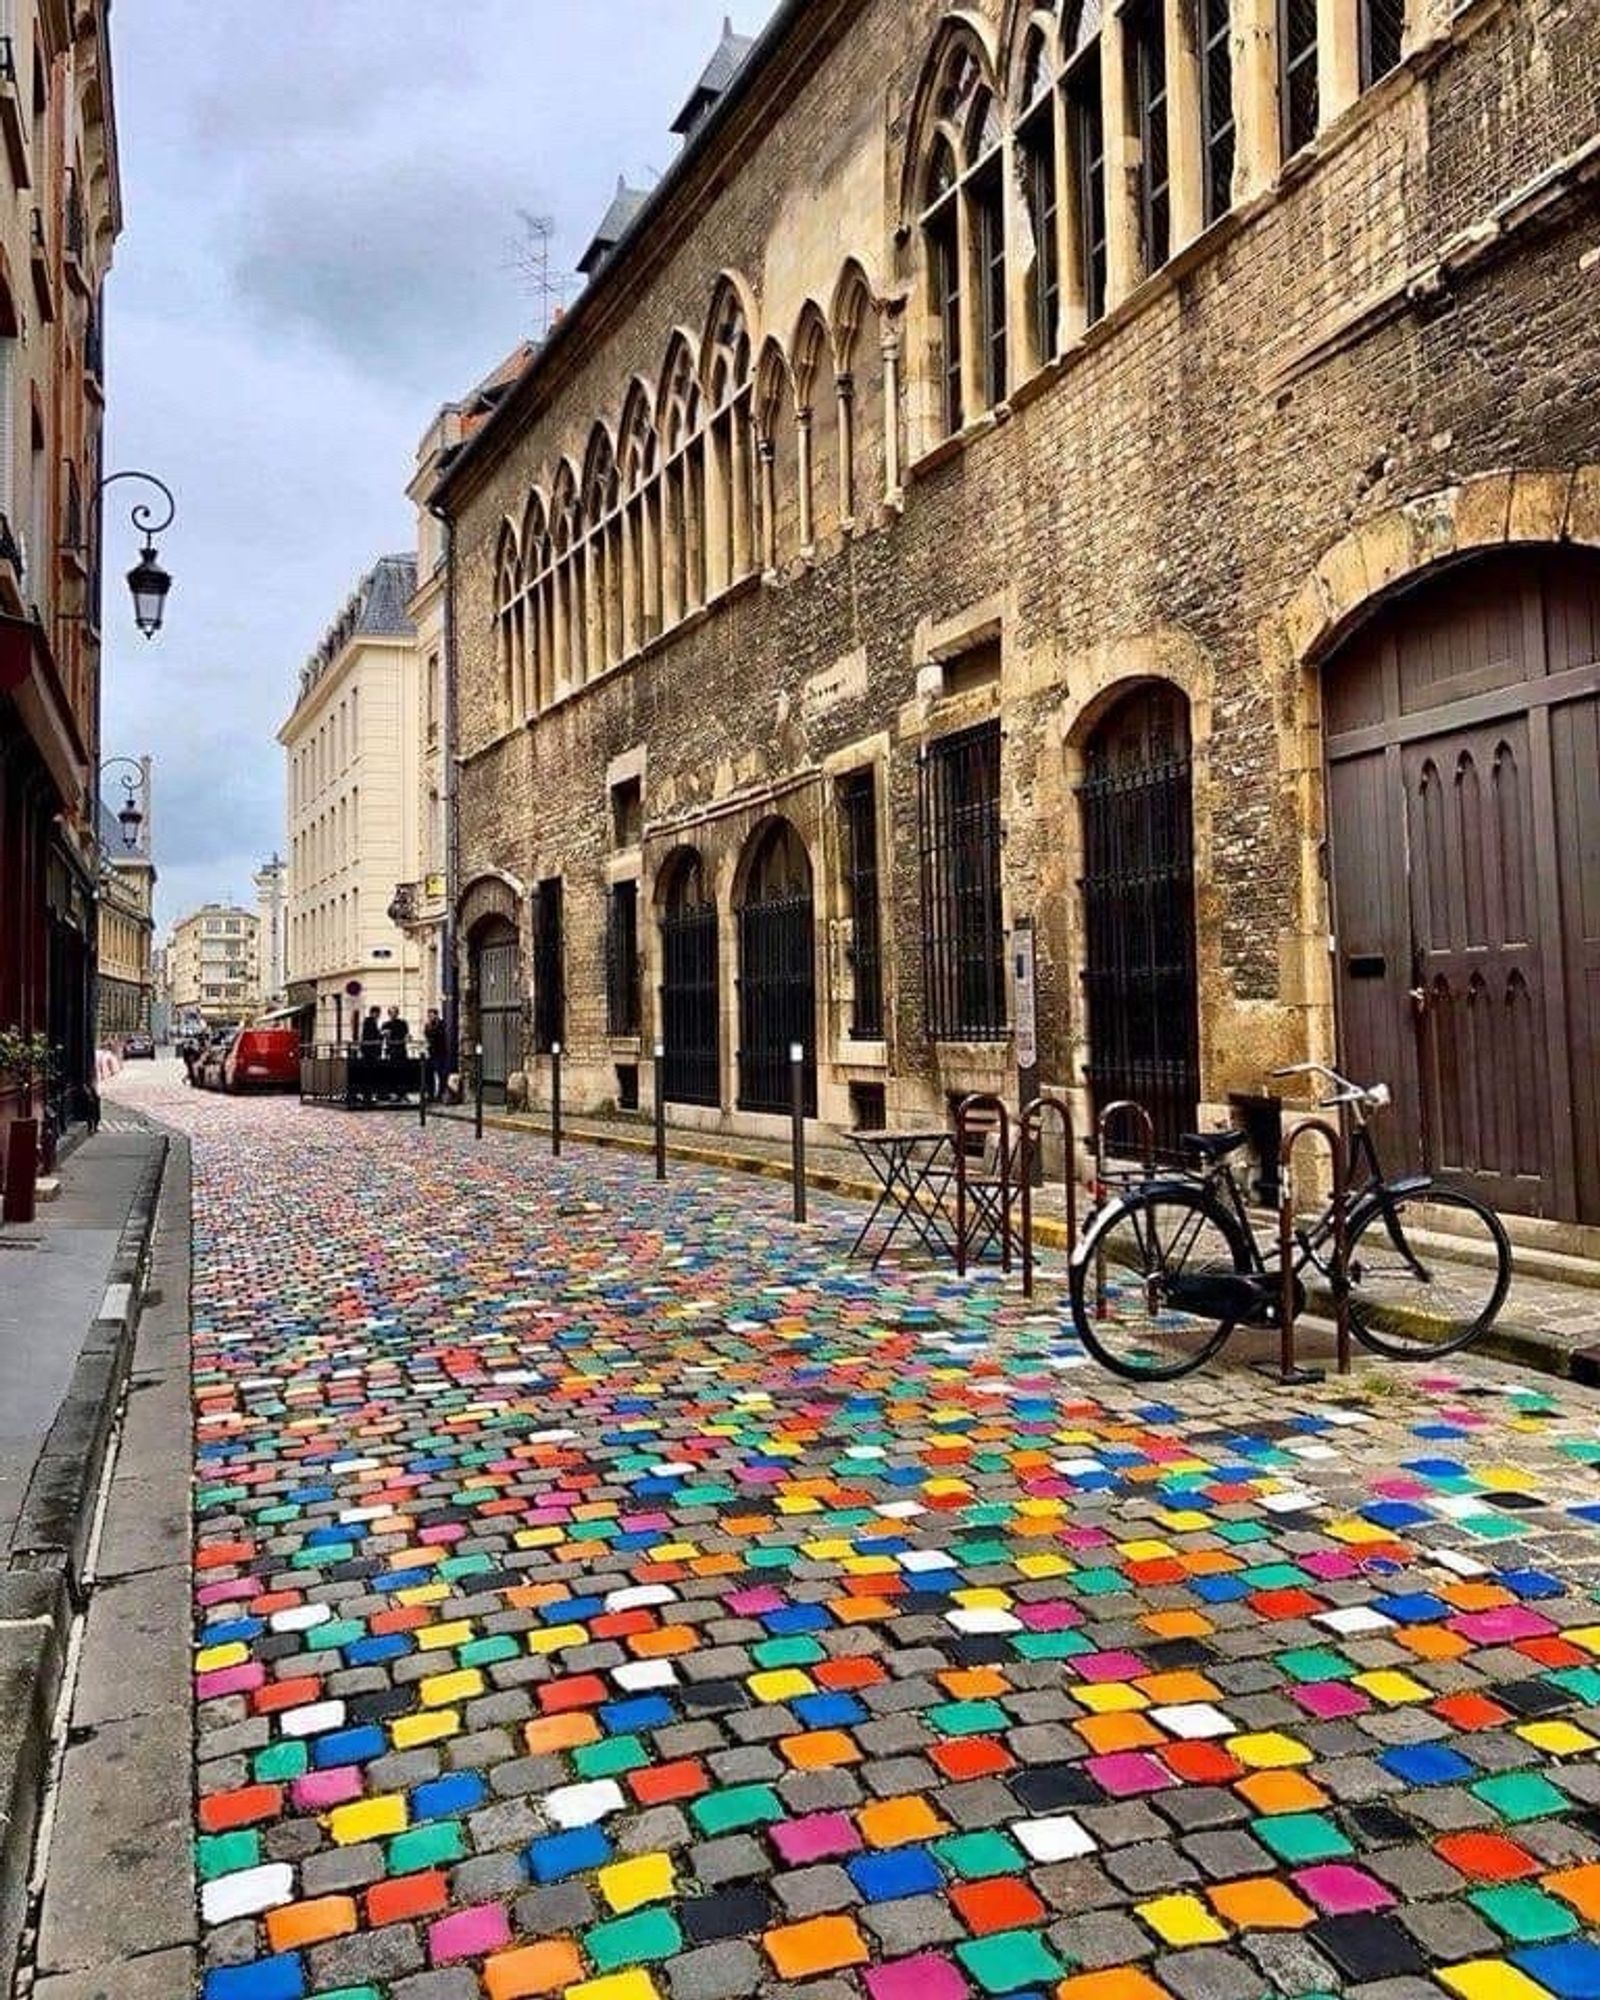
[1069,1185,1250,1381]
[1344,1185,1511,1359]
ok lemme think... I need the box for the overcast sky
[100,2,778,931]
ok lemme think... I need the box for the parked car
[122,1032,156,1059]
[195,1034,234,1090]
[223,1027,301,1093]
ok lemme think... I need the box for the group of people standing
[354,1005,452,1102]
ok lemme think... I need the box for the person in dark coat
[423,1009,449,1102]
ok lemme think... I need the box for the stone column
[796,407,815,551]
[1318,0,1361,127]
[1100,8,1141,308]
[1231,0,1282,201]
[759,437,778,573]
[881,329,903,500]
[835,375,855,524]
[1165,0,1206,249]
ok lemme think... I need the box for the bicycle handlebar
[1270,1062,1391,1114]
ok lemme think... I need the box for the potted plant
[1,1028,53,1225]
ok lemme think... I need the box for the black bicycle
[1068,1063,1513,1381]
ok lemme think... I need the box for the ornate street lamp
[98,471,176,637]
[99,755,147,850]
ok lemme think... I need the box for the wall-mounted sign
[345,980,362,997]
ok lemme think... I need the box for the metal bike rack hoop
[1018,1093,1077,1299]
[1273,1115,1352,1382]
[954,1093,1013,1278]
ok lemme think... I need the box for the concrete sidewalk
[434,1100,1600,1383]
[0,1119,169,1991]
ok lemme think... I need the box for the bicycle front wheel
[1343,1186,1511,1359]
[1069,1185,1251,1381]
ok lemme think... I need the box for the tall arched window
[831,262,880,523]
[494,522,520,727]
[550,461,584,693]
[916,36,1008,439]
[754,340,797,573]
[619,380,660,654]
[582,424,622,676]
[702,282,756,596]
[923,136,963,435]
[1016,25,1060,366]
[791,304,836,550]
[521,490,551,712]
[659,335,705,625]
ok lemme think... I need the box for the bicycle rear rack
[1270,1115,1352,1382]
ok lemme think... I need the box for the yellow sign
[425,873,446,900]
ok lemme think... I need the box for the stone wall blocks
[1508,467,1574,546]
[1400,486,1461,572]
[1563,464,1600,546]
[1451,469,1515,554]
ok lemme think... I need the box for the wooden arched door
[1324,548,1600,1223]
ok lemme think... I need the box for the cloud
[99,2,780,933]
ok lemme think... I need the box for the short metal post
[789,1042,807,1223]
[474,1042,484,1141]
[653,1042,666,1181]
[419,1044,427,1128]
[551,1042,562,1158]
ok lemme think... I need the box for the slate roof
[578,178,651,277]
[671,15,755,136]
[295,554,418,708]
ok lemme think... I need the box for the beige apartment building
[279,555,421,1042]
[169,904,259,1025]
[95,783,154,1041]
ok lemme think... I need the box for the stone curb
[434,1107,1584,1386]
[0,1127,170,1993]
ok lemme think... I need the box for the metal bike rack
[1269,1115,1352,1382]
[1018,1094,1077,1299]
[1089,1100,1156,1320]
[954,1093,1013,1277]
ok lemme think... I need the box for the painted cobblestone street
[108,1070,1600,2000]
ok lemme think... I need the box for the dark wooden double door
[1326,550,1600,1224]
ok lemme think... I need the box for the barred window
[605,882,640,1037]
[838,771,884,1039]
[919,722,1007,1040]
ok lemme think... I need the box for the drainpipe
[433,504,460,1063]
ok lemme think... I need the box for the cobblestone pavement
[108,1068,1600,2000]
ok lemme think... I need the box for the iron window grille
[660,861,720,1107]
[838,771,884,1039]
[1068,56,1107,326]
[1077,687,1200,1159]
[605,881,641,1037]
[1201,0,1236,224]
[1360,0,1405,85]
[532,878,564,1053]
[1130,2,1170,274]
[1280,0,1319,155]
[919,722,1007,1041]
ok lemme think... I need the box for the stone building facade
[95,780,154,1042]
[169,904,259,1026]
[436,0,1600,1228]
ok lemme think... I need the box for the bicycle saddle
[1181,1129,1248,1161]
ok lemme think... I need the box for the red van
[223,1027,301,1092]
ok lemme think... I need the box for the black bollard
[419,1045,427,1128]
[789,1041,807,1224]
[653,1041,666,1181]
[551,1043,562,1158]
[474,1042,484,1141]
